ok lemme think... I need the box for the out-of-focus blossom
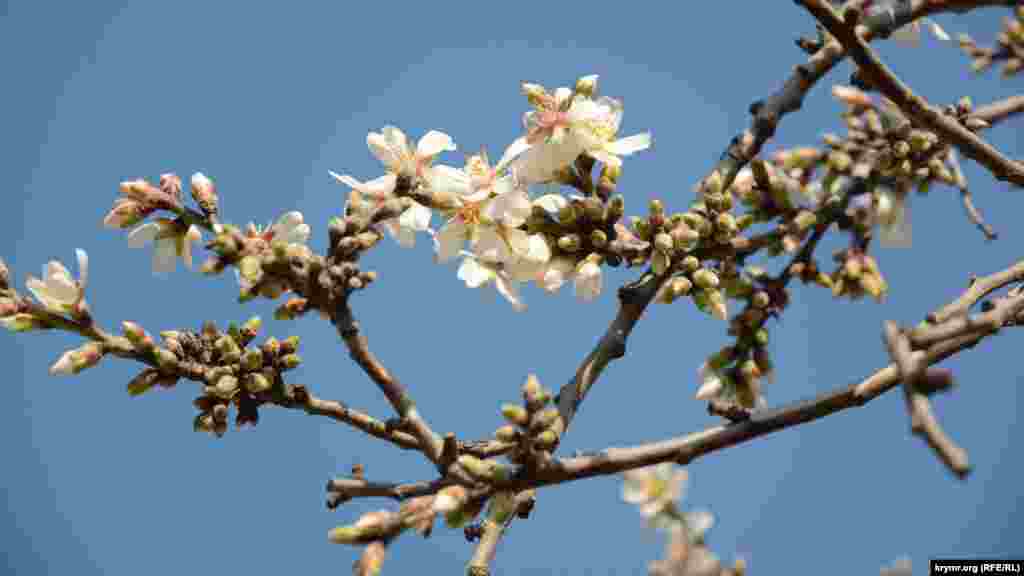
[621,464,688,520]
[127,219,202,273]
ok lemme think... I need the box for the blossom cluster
[330,75,652,310]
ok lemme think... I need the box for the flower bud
[521,82,548,107]
[704,171,723,196]
[274,297,308,321]
[457,455,511,482]
[534,429,559,450]
[240,316,262,343]
[122,321,154,349]
[574,74,598,97]
[214,375,239,399]
[752,291,771,309]
[190,172,219,217]
[501,404,529,427]
[715,213,738,236]
[281,335,300,354]
[241,348,263,372]
[494,425,519,443]
[154,348,178,371]
[589,229,608,249]
[530,408,560,433]
[262,336,281,357]
[654,232,673,254]
[706,289,728,321]
[279,353,302,370]
[692,268,719,290]
[557,234,581,253]
[159,173,182,201]
[606,194,625,222]
[245,372,272,394]
[681,255,700,273]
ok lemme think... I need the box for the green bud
[716,212,738,236]
[681,255,700,273]
[262,336,281,357]
[606,195,625,222]
[793,210,817,233]
[241,348,263,372]
[583,197,604,222]
[574,74,598,97]
[648,198,665,218]
[245,372,272,394]
[755,328,770,347]
[240,316,262,343]
[557,204,576,225]
[279,353,302,370]
[692,268,720,290]
[154,348,178,371]
[530,408,560,432]
[654,232,673,253]
[501,404,530,427]
[281,335,300,354]
[534,429,559,450]
[589,229,608,249]
[214,375,239,399]
[457,455,511,482]
[557,234,582,253]
[495,425,519,443]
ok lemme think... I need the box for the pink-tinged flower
[367,126,456,180]
[240,211,312,254]
[455,250,526,312]
[127,218,202,273]
[621,464,688,520]
[514,79,651,184]
[568,96,652,168]
[26,249,88,315]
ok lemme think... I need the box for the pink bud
[159,173,183,200]
[190,172,219,216]
[103,199,146,229]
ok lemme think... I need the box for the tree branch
[799,0,1024,186]
[329,297,445,467]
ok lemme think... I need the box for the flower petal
[153,238,178,273]
[607,132,652,156]
[416,130,456,159]
[75,249,89,290]
[127,222,161,248]
[434,219,467,264]
[494,273,526,312]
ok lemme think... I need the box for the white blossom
[455,250,526,312]
[26,249,89,314]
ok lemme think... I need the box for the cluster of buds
[695,340,773,413]
[102,174,186,230]
[158,317,299,437]
[202,212,315,301]
[958,7,1024,77]
[829,248,888,302]
[321,215,383,299]
[492,374,563,462]
[656,255,729,322]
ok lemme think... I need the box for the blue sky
[2,2,1021,574]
